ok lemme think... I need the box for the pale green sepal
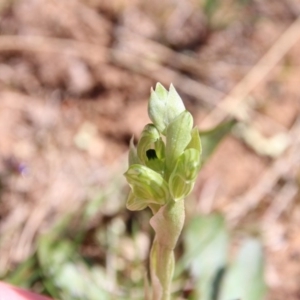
[169,173,194,202]
[165,111,193,173]
[200,119,236,164]
[187,127,202,156]
[169,149,200,201]
[176,148,201,181]
[154,138,165,160]
[148,87,166,133]
[145,158,165,175]
[148,83,186,135]
[126,191,148,211]
[155,82,168,101]
[124,164,169,205]
[165,84,185,126]
[137,124,160,164]
[129,136,140,166]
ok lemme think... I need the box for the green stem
[150,199,185,300]
[150,239,175,300]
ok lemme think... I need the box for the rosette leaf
[169,148,201,201]
[148,83,185,134]
[124,164,169,206]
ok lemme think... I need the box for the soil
[0,0,300,299]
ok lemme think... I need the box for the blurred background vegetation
[0,0,300,299]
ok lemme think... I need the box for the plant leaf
[219,238,266,300]
[178,214,229,300]
[200,119,236,164]
[5,256,38,288]
[37,235,109,300]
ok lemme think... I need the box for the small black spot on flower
[146,149,158,160]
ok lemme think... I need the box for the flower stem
[150,199,185,300]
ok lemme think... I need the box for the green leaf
[200,119,236,164]
[219,238,266,300]
[37,235,109,300]
[5,256,39,288]
[54,262,109,300]
[38,236,74,274]
[165,111,193,175]
[178,214,229,300]
[124,164,169,205]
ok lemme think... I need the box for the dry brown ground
[0,0,300,299]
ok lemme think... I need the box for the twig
[227,117,300,224]
[116,27,206,77]
[0,34,290,133]
[264,182,298,223]
[200,15,300,129]
[0,35,109,63]
[0,34,223,104]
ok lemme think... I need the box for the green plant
[124,83,202,300]
[180,213,266,300]
[3,83,265,300]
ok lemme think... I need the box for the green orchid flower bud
[148,83,186,134]
[145,149,165,175]
[165,110,193,174]
[124,164,169,206]
[126,191,148,211]
[128,137,140,166]
[135,124,165,174]
[187,128,202,154]
[169,148,201,201]
[137,124,161,164]
[124,83,203,300]
[169,175,194,203]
